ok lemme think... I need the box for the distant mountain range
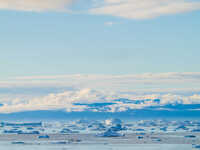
[0,98,199,120]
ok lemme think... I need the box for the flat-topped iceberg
[97,129,125,137]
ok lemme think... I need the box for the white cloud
[90,0,200,19]
[0,0,75,12]
[1,72,200,92]
[0,0,199,19]
[0,88,200,113]
[0,88,113,113]
[0,72,199,113]
[104,21,115,26]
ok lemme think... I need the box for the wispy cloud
[0,0,199,19]
[104,21,115,26]
[2,72,200,91]
[90,0,200,19]
[0,0,75,12]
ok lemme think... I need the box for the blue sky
[0,0,200,113]
[0,0,200,79]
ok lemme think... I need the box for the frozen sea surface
[0,144,192,150]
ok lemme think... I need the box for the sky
[0,0,200,78]
[0,0,200,113]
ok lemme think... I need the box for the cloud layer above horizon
[0,88,200,113]
[0,72,199,113]
[0,0,200,19]
[2,72,200,91]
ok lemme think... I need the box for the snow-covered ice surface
[0,119,199,149]
[0,143,192,150]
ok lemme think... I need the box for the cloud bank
[0,72,199,113]
[0,88,200,113]
[2,72,200,92]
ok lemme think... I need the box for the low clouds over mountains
[0,72,199,119]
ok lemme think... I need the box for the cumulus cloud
[0,72,199,113]
[90,0,200,19]
[0,0,75,12]
[0,88,112,113]
[0,88,200,113]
